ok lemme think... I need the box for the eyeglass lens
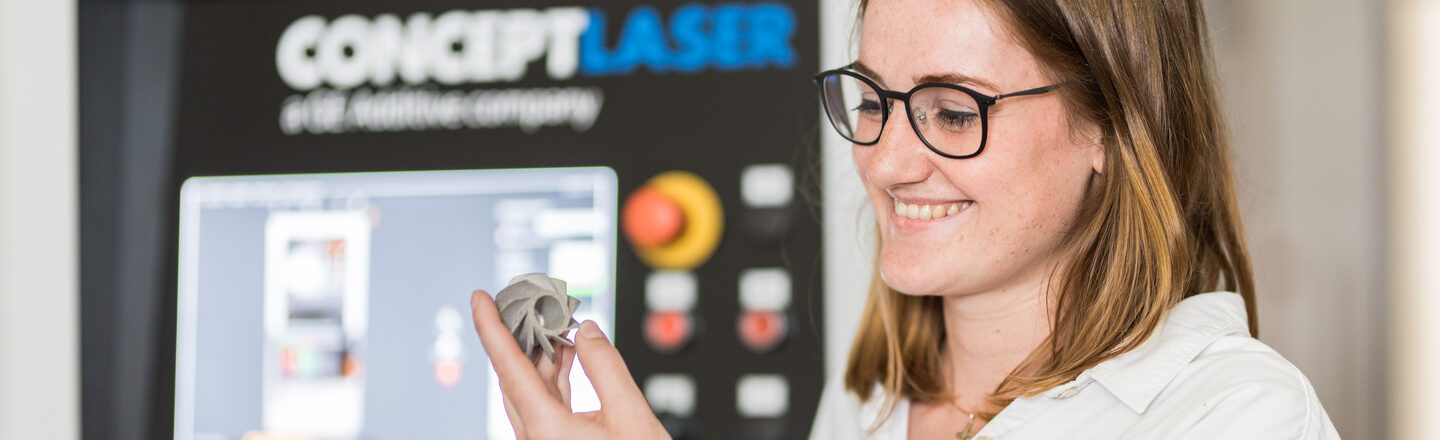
[819,72,985,158]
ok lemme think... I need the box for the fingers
[501,394,527,439]
[470,290,567,421]
[535,341,577,408]
[557,343,576,406]
[573,320,651,415]
[535,345,564,402]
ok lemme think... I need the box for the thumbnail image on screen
[175,168,617,440]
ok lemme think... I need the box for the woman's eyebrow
[851,60,1000,92]
[850,61,885,85]
[916,72,1000,92]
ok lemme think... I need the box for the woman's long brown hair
[843,0,1256,427]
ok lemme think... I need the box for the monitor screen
[174,167,617,440]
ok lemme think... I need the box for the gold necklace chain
[955,413,976,439]
[948,399,977,440]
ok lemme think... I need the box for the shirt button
[1056,387,1078,398]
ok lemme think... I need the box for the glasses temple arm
[993,83,1065,101]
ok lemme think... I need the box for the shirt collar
[1084,291,1252,413]
[857,385,909,438]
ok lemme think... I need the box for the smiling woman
[809,0,1341,438]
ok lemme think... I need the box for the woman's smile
[889,197,974,232]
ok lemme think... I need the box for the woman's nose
[860,108,932,188]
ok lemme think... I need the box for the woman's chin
[877,238,984,294]
[878,263,955,296]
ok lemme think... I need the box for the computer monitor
[174,167,617,440]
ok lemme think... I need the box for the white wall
[818,0,872,380]
[0,0,79,439]
[1388,1,1440,439]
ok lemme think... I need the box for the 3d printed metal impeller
[496,273,581,362]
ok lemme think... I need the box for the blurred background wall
[1388,1,1440,439]
[0,0,79,439]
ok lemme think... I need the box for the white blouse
[810,292,1341,439]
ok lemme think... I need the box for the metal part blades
[495,273,581,362]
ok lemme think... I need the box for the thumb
[573,320,650,414]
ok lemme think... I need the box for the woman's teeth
[894,200,970,220]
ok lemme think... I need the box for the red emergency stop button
[621,171,724,270]
[623,186,685,248]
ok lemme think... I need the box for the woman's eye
[853,99,884,116]
[935,109,978,130]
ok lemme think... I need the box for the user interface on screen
[174,168,617,440]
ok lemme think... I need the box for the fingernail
[580,320,604,340]
[471,291,480,309]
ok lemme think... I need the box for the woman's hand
[471,289,671,440]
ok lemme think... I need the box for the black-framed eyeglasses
[813,65,1063,159]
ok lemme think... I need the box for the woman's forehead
[857,0,1041,92]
